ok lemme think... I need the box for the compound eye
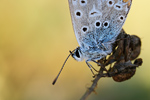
[75,50,80,58]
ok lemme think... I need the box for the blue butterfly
[53,0,132,85]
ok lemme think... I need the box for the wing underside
[68,0,132,49]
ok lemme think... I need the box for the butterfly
[52,0,132,85]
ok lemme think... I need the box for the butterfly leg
[91,60,108,72]
[86,60,100,75]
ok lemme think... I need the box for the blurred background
[0,0,149,100]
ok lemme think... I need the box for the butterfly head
[70,47,84,61]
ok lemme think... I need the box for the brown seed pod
[130,35,141,60]
[111,60,136,82]
[112,58,142,82]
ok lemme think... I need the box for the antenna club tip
[52,78,57,85]
[52,53,72,85]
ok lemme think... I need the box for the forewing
[68,0,132,47]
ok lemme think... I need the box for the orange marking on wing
[123,0,131,7]
[123,0,129,2]
[128,2,131,7]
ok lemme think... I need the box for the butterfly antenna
[52,53,72,85]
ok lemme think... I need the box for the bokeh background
[0,0,150,100]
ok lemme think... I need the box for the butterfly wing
[68,0,132,49]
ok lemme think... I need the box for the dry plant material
[80,29,143,100]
